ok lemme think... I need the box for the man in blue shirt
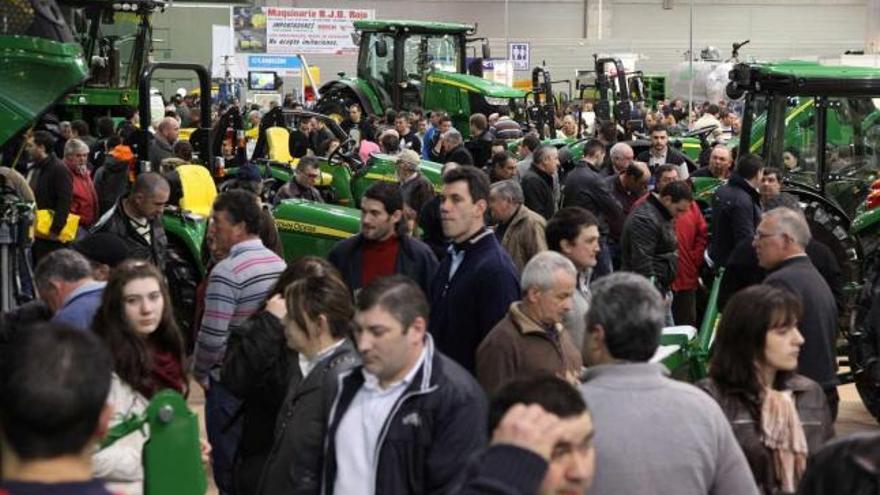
[34,249,105,331]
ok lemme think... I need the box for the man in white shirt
[323,275,487,495]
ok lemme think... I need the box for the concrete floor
[188,380,878,495]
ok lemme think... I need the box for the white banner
[234,7,374,56]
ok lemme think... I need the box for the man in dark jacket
[621,180,693,293]
[709,153,764,268]
[636,124,692,178]
[440,129,474,166]
[273,156,324,205]
[324,276,487,495]
[563,139,623,275]
[93,136,133,215]
[149,117,179,169]
[465,113,495,168]
[328,182,438,295]
[521,144,559,220]
[90,172,169,270]
[429,166,520,372]
[395,111,422,154]
[755,206,840,418]
[27,130,73,263]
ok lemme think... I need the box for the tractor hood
[427,71,526,99]
[0,36,88,146]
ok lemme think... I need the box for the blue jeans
[205,379,242,495]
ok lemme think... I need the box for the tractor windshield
[403,34,461,77]
[65,8,145,89]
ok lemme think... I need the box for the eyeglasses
[754,231,785,241]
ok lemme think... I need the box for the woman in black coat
[221,257,342,495]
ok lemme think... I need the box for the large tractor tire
[315,89,359,124]
[850,246,880,422]
[165,239,202,354]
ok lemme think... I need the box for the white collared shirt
[332,347,428,495]
[297,339,346,378]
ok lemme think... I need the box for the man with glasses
[754,207,840,419]
[273,156,324,205]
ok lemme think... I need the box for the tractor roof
[353,19,474,35]
[729,60,880,97]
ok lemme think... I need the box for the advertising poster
[233,7,374,55]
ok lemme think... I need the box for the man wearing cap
[73,232,130,281]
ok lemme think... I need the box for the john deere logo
[275,219,352,239]
[121,92,131,103]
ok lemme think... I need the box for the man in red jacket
[655,165,708,326]
[63,139,99,233]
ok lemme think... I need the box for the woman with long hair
[255,274,359,495]
[91,260,187,494]
[221,256,344,495]
[698,284,833,494]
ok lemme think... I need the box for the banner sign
[233,7,374,55]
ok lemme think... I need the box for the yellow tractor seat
[176,164,217,217]
[266,127,296,164]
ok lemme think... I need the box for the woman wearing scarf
[698,284,833,494]
[91,260,188,495]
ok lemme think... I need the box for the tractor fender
[162,214,207,277]
[319,80,380,116]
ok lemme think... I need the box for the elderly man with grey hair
[34,249,106,331]
[440,128,474,165]
[63,138,99,230]
[580,272,758,495]
[149,116,180,169]
[488,179,547,273]
[607,142,635,176]
[755,206,841,418]
[475,250,582,394]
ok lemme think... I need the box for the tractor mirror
[351,32,361,46]
[482,42,491,60]
[375,39,388,58]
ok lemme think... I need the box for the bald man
[149,116,180,169]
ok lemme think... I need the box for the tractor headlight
[484,96,510,106]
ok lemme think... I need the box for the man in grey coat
[580,272,759,495]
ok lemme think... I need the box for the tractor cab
[357,20,467,111]
[317,20,525,138]
[56,0,163,121]
[728,61,880,218]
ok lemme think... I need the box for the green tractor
[54,0,166,123]
[0,3,207,491]
[721,60,880,420]
[314,20,526,137]
[222,108,443,260]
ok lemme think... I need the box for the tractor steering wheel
[328,137,363,172]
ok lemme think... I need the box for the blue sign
[248,55,302,70]
[508,42,529,70]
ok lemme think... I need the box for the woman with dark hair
[256,274,359,495]
[698,284,833,494]
[91,260,187,494]
[221,256,344,495]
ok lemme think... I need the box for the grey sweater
[580,363,759,495]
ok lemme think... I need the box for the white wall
[163,1,868,91]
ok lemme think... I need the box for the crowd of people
[0,93,878,495]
